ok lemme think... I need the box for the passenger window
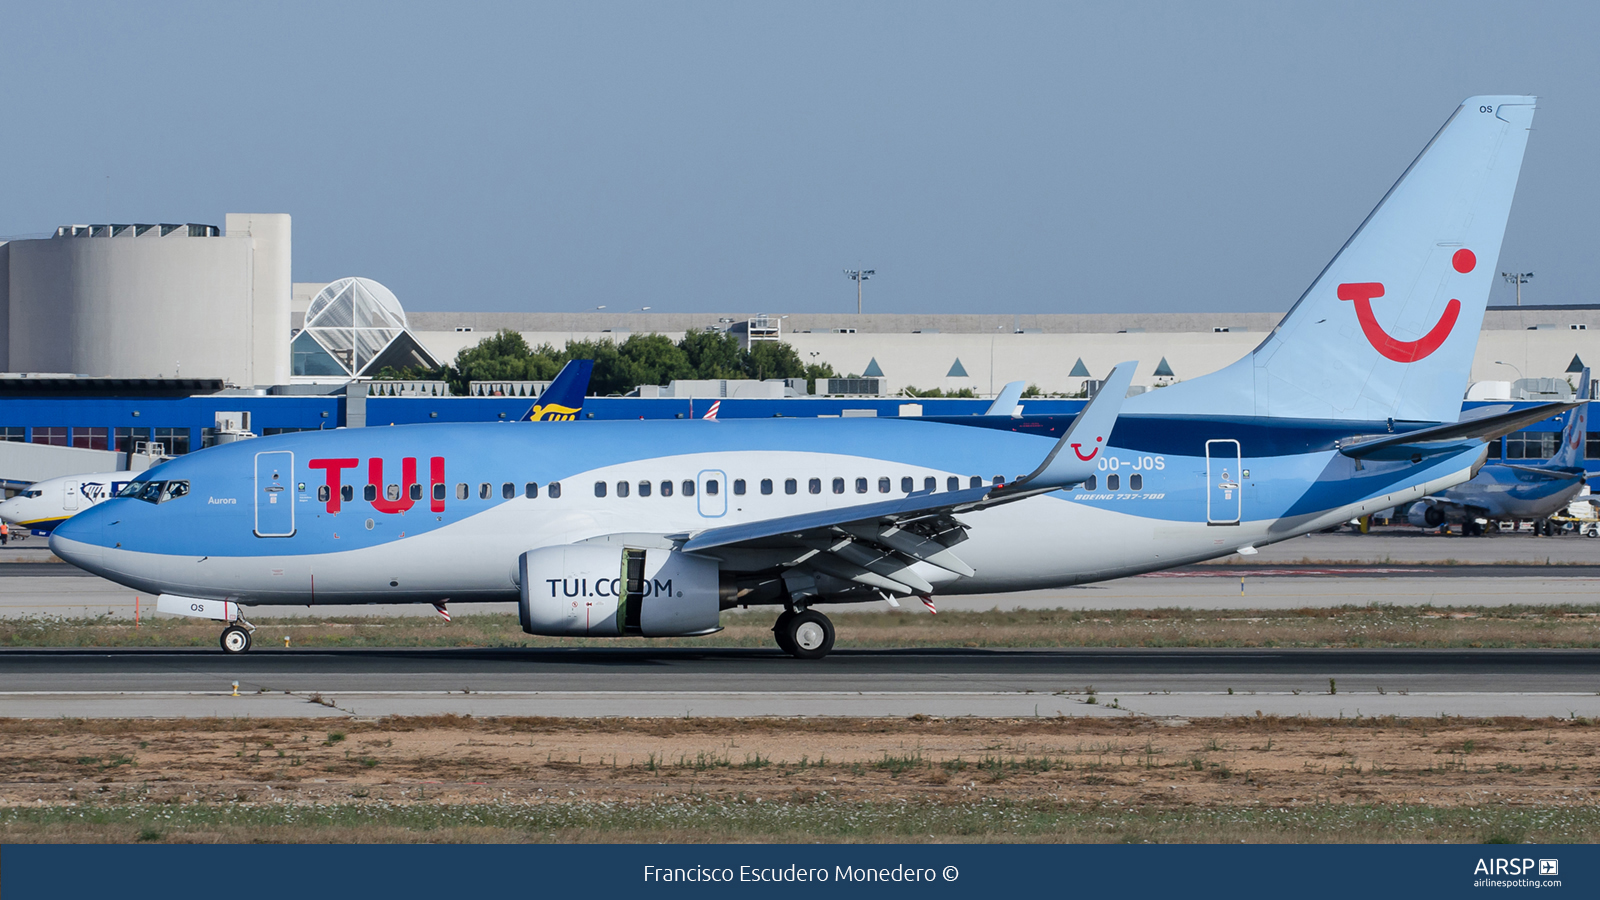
[387,484,401,501]
[880,477,892,493]
[947,476,959,492]
[705,479,719,495]
[363,484,377,502]
[594,481,607,498]
[733,479,746,495]
[925,476,936,492]
[993,475,1005,486]
[832,478,845,494]
[970,476,982,489]
[548,482,562,498]
[639,480,651,497]
[525,482,539,499]
[901,476,913,493]
[808,478,820,494]
[661,480,673,497]
[1085,474,1097,491]
[682,479,695,496]
[1107,473,1120,490]
[1130,473,1143,491]
[434,483,446,501]
[318,485,330,502]
[502,482,515,499]
[479,483,491,500]
[456,483,468,500]
[343,485,355,502]
[617,481,630,498]
[410,483,423,501]
[761,478,773,495]
[855,477,868,493]
[786,478,798,495]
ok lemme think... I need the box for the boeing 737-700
[52,96,1569,658]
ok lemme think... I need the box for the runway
[4,646,1597,719]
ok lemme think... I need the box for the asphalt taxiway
[2,646,1596,719]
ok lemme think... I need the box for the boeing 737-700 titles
[53,97,1571,658]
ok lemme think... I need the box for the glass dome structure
[291,277,439,378]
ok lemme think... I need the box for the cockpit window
[117,480,190,504]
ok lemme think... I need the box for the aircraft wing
[678,362,1138,594]
[1499,463,1586,480]
[1337,401,1582,461]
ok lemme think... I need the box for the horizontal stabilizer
[1339,401,1580,460]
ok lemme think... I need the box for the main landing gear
[773,608,835,660]
[220,621,255,654]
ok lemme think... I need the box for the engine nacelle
[1407,502,1449,528]
[518,545,722,637]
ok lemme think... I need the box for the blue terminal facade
[1,392,1593,475]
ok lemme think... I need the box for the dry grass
[4,605,1600,650]
[1,714,1597,842]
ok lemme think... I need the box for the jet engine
[1407,502,1449,528]
[518,545,726,637]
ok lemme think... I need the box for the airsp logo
[1473,858,1555,876]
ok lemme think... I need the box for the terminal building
[0,212,1595,487]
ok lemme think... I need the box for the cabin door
[254,451,296,537]
[1205,439,1242,525]
[696,469,727,518]
[63,482,79,511]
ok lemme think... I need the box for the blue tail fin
[1133,96,1536,423]
[522,359,593,421]
[1548,368,1589,469]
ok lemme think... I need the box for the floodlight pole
[1501,271,1534,307]
[844,269,875,314]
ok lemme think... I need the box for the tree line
[375,329,838,396]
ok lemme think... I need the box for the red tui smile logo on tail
[1337,248,1474,363]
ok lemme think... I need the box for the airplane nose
[49,514,105,573]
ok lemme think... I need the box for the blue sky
[2,2,1595,315]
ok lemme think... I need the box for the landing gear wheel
[782,609,835,660]
[220,625,252,654]
[772,610,798,655]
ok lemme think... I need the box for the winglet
[1002,361,1137,492]
[984,381,1026,417]
[522,359,593,421]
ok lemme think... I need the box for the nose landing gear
[220,619,256,653]
[773,608,835,659]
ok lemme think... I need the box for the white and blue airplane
[53,96,1568,657]
[1408,368,1590,535]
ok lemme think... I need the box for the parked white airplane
[0,472,138,534]
[52,97,1561,658]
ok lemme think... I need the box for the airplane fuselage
[52,416,1481,607]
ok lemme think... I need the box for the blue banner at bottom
[4,843,1594,898]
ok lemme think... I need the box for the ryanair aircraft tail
[1134,96,1537,423]
[522,359,594,421]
